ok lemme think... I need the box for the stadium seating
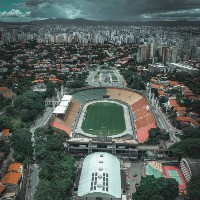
[137,123,156,143]
[131,98,156,143]
[135,107,149,119]
[107,88,121,99]
[73,91,87,104]
[131,98,148,111]
[73,88,107,104]
[64,99,80,128]
[91,88,106,99]
[116,89,132,102]
[126,92,143,105]
[107,88,144,105]
[51,117,71,136]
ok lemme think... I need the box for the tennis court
[163,166,186,189]
[81,102,126,135]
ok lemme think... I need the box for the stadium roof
[61,95,72,101]
[53,106,67,114]
[78,152,121,198]
[59,101,70,107]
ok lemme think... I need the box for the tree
[35,180,54,200]
[182,127,200,139]
[132,176,179,200]
[0,116,12,130]
[146,128,169,145]
[187,176,200,200]
[34,127,75,199]
[151,195,164,200]
[11,129,33,164]
[14,91,44,122]
[45,82,56,98]
[169,138,200,160]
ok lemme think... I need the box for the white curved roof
[78,152,121,198]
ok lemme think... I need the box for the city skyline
[1,0,200,22]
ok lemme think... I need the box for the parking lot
[123,160,145,195]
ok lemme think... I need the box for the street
[27,107,54,200]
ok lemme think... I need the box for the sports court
[163,166,186,189]
[81,102,126,135]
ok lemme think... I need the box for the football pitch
[81,102,126,135]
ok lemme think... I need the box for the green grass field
[112,73,118,82]
[94,72,100,82]
[82,102,126,135]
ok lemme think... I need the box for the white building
[78,152,122,200]
[167,62,199,75]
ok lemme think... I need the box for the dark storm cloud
[24,0,200,21]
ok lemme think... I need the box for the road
[27,107,54,200]
[150,104,181,143]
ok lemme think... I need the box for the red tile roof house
[0,184,5,198]
[0,87,9,95]
[0,87,15,99]
[1,129,11,140]
[1,163,23,199]
[177,116,199,127]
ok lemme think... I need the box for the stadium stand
[91,88,107,99]
[131,98,148,110]
[73,91,87,104]
[64,99,80,128]
[135,107,149,119]
[125,92,143,105]
[73,88,107,104]
[107,88,144,105]
[131,98,156,143]
[116,89,132,102]
[81,89,96,101]
[137,124,156,143]
[51,117,71,136]
[107,88,121,99]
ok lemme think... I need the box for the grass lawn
[82,102,126,135]
[112,73,118,82]
[94,72,100,82]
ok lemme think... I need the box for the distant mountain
[1,18,200,27]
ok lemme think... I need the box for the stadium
[51,87,158,159]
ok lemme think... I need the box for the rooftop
[78,152,121,198]
[7,163,22,173]
[2,172,21,185]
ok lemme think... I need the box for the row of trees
[133,175,179,200]
[66,72,88,89]
[11,129,33,165]
[6,91,45,123]
[168,126,200,199]
[34,128,75,200]
[169,126,200,160]
[145,128,170,145]
[120,66,158,90]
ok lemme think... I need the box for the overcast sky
[1,0,200,22]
